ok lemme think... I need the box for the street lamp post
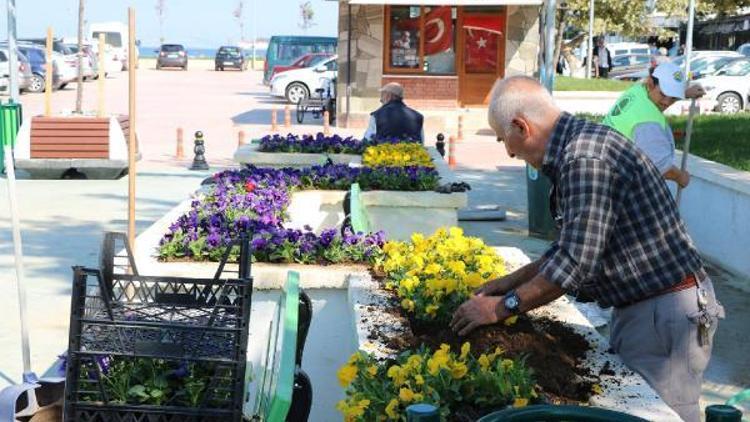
[7,0,19,102]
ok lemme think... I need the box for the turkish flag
[397,7,453,56]
[423,7,453,55]
[465,29,498,73]
[463,15,504,73]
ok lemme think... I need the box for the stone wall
[505,5,541,77]
[336,2,385,127]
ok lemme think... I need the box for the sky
[1,0,339,47]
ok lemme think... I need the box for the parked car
[270,55,338,103]
[0,48,32,92]
[699,58,750,114]
[269,52,334,80]
[0,43,62,92]
[156,44,188,70]
[612,51,744,81]
[214,46,245,71]
[264,35,337,84]
[19,38,78,88]
[88,21,138,70]
[737,43,750,57]
[608,54,655,79]
[64,43,97,80]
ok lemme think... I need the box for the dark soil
[408,316,596,405]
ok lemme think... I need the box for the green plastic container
[406,404,439,422]
[477,404,649,421]
[526,164,557,240]
[0,100,23,173]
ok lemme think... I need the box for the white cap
[652,62,686,99]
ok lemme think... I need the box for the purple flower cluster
[158,166,386,264]
[258,132,421,155]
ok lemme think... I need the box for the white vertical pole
[586,0,594,79]
[542,0,557,92]
[251,0,257,69]
[7,0,19,102]
[675,0,697,206]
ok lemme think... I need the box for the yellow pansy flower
[592,384,604,395]
[337,364,358,387]
[451,362,468,379]
[399,387,416,402]
[501,359,514,371]
[425,304,439,316]
[478,354,491,371]
[513,398,529,408]
[401,298,415,312]
[449,226,464,237]
[385,398,400,419]
[367,365,378,377]
[414,374,425,385]
[460,342,471,360]
[504,315,519,326]
[424,263,442,275]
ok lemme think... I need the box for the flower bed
[158,165,391,263]
[342,229,683,421]
[362,143,434,168]
[257,133,419,155]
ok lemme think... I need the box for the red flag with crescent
[397,7,453,55]
[463,15,504,72]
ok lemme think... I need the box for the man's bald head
[488,76,559,134]
[487,76,561,168]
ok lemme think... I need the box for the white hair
[488,76,559,133]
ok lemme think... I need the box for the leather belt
[618,273,698,308]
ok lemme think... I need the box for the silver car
[699,58,750,114]
[65,43,97,81]
[0,48,32,92]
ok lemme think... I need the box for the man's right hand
[677,169,690,188]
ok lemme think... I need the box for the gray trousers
[610,277,725,422]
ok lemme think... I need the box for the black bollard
[435,133,446,157]
[190,131,209,170]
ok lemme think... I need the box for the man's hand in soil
[450,295,505,336]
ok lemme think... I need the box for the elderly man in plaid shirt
[450,76,724,421]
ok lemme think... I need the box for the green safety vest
[602,83,668,142]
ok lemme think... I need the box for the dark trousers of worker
[610,277,724,422]
[597,67,609,78]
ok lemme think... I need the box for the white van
[87,22,139,70]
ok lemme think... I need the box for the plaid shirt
[539,113,703,308]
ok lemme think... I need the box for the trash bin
[0,100,23,173]
[526,164,557,240]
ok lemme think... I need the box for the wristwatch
[504,290,521,315]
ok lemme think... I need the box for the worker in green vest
[603,62,705,188]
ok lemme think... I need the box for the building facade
[335,1,542,128]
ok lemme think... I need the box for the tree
[233,1,245,42]
[299,1,315,33]
[553,0,750,76]
[155,0,166,45]
[75,0,84,114]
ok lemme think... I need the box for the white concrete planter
[347,247,682,421]
[233,142,361,168]
[674,152,750,280]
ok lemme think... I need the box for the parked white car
[270,55,338,104]
[699,58,750,114]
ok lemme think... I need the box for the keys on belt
[696,286,711,347]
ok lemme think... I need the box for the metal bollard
[435,133,445,157]
[457,115,464,141]
[176,127,184,159]
[271,109,278,132]
[323,111,330,135]
[189,131,209,170]
[448,135,456,169]
[238,130,246,147]
[284,105,291,128]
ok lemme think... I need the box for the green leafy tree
[299,1,316,33]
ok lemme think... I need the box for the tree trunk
[75,0,84,114]
[553,6,566,75]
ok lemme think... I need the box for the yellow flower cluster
[362,143,434,168]
[336,343,537,420]
[380,227,507,323]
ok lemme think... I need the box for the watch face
[505,294,519,310]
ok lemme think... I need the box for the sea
[138,46,267,59]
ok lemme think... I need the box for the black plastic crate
[63,266,252,422]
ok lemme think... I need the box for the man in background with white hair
[363,82,424,142]
[450,76,723,422]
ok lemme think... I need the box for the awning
[348,0,542,5]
